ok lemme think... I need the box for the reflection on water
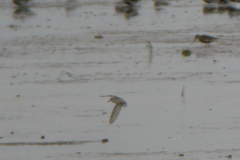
[65,0,80,17]
[202,3,238,16]
[124,8,138,19]
[228,7,240,17]
[203,4,217,14]
[65,0,77,12]
[146,40,153,64]
[154,0,170,11]
[13,6,35,20]
[115,0,171,18]
[115,0,140,19]
[217,4,231,13]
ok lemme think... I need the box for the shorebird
[219,0,228,4]
[123,0,140,6]
[101,95,127,124]
[124,0,134,6]
[154,0,170,6]
[230,0,240,3]
[203,0,229,3]
[12,0,31,6]
[193,34,219,46]
[203,0,218,3]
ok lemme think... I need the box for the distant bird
[124,0,134,6]
[230,0,240,3]
[12,0,31,6]
[101,95,127,124]
[203,4,217,14]
[203,0,218,3]
[203,0,229,3]
[123,0,140,6]
[154,0,170,6]
[193,34,219,46]
[219,0,228,4]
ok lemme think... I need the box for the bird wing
[100,95,127,106]
[109,103,123,124]
[202,35,218,40]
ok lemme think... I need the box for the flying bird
[101,95,127,124]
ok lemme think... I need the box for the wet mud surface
[1,0,240,159]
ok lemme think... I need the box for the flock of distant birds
[203,0,240,15]
[12,0,169,7]
[11,0,220,46]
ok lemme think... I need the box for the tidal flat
[1,0,240,159]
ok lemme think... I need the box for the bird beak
[193,37,197,43]
[107,100,111,102]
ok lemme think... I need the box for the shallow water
[1,0,240,159]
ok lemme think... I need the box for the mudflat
[0,0,240,159]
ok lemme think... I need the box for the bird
[230,0,240,3]
[203,0,229,3]
[124,0,134,6]
[154,0,170,6]
[219,0,228,4]
[12,0,31,6]
[193,34,219,46]
[101,95,127,124]
[203,0,219,3]
[123,0,140,6]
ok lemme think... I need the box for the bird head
[108,98,114,103]
[122,103,127,107]
[193,34,200,43]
